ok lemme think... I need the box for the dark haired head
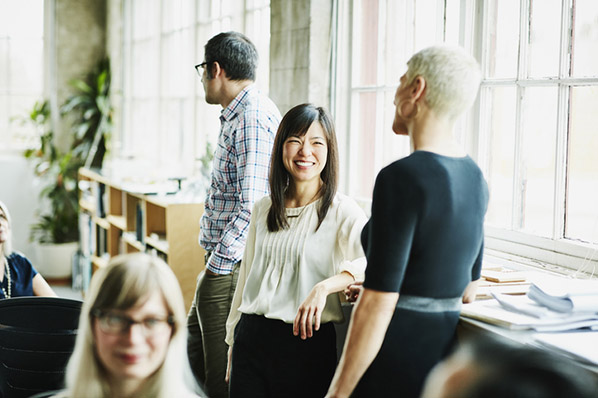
[267,104,339,232]
[204,31,258,81]
[424,336,598,398]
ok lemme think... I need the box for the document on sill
[527,277,598,313]
[460,296,598,331]
[534,331,598,365]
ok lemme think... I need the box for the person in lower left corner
[53,253,204,398]
[0,200,56,299]
[225,104,367,398]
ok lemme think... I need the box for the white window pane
[131,101,159,159]
[571,0,598,78]
[518,87,558,237]
[161,29,194,97]
[163,0,194,31]
[9,95,41,147]
[484,86,517,229]
[444,0,461,45]
[3,0,44,38]
[132,39,159,97]
[133,0,158,39]
[0,95,8,136]
[195,100,220,156]
[414,0,442,51]
[485,0,520,78]
[350,91,379,198]
[159,100,186,167]
[197,0,211,22]
[9,39,43,93]
[0,39,7,90]
[353,0,379,87]
[385,0,410,86]
[528,0,561,78]
[566,86,598,244]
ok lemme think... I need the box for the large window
[121,0,271,175]
[0,0,44,152]
[335,0,598,273]
[479,0,598,272]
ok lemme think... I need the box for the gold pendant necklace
[286,185,322,219]
[1,257,11,298]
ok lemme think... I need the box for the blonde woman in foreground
[53,253,203,397]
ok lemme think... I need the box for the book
[461,297,598,332]
[482,269,527,283]
[527,279,598,313]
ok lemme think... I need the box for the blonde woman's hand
[293,284,328,340]
[344,281,363,303]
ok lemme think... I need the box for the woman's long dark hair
[267,103,339,232]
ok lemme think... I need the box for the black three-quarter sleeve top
[362,151,488,298]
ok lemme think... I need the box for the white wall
[0,154,43,264]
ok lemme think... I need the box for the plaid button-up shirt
[199,84,281,274]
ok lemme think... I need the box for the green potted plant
[22,100,80,279]
[21,59,112,279]
[61,57,112,169]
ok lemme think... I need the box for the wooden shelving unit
[78,167,205,310]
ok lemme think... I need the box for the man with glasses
[188,31,281,398]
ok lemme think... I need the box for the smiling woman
[224,104,367,398]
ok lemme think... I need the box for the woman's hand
[344,281,363,303]
[293,284,328,340]
[462,278,480,303]
[225,345,233,384]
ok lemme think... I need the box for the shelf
[145,235,169,254]
[79,198,95,213]
[91,255,109,270]
[122,232,145,251]
[107,214,126,230]
[93,216,110,230]
[78,167,206,311]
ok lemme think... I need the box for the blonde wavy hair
[63,253,199,397]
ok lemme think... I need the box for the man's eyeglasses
[195,62,209,76]
[92,309,174,336]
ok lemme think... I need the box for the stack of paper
[527,279,598,313]
[461,294,598,332]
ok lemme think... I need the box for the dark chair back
[0,296,82,398]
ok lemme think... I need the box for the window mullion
[373,0,386,174]
[511,85,524,231]
[553,0,574,240]
[157,0,164,163]
[511,1,528,231]
[192,0,198,162]
[347,0,359,196]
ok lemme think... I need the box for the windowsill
[463,252,598,374]
[484,249,598,280]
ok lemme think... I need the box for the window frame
[0,0,45,154]
[477,0,598,274]
[334,0,598,275]
[120,0,271,175]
